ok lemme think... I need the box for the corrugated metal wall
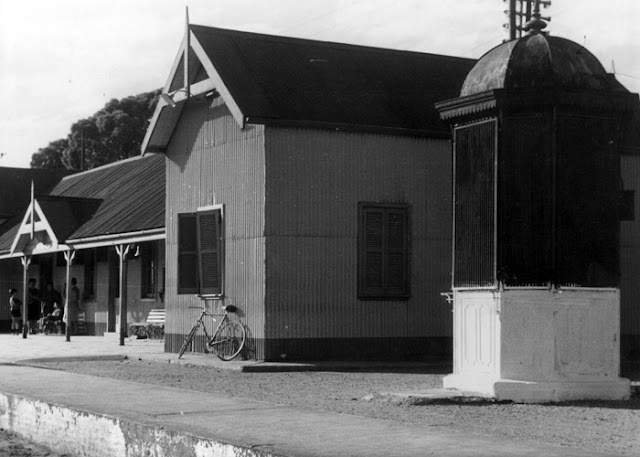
[499,116,552,286]
[453,120,496,288]
[165,97,266,355]
[264,127,452,343]
[620,154,640,337]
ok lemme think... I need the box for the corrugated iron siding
[620,154,640,336]
[453,120,497,288]
[165,97,266,354]
[264,127,452,341]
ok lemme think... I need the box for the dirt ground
[24,359,640,457]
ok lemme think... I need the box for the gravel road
[26,359,640,457]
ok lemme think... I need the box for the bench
[129,309,165,339]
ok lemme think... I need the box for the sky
[1,0,639,169]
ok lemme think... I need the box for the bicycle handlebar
[187,305,238,313]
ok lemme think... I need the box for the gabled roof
[142,25,476,153]
[0,167,71,235]
[0,153,165,257]
[8,196,101,255]
[50,153,165,240]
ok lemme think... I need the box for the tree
[31,89,160,171]
[30,139,69,169]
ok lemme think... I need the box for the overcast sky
[1,0,639,168]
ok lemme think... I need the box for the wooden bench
[129,309,165,339]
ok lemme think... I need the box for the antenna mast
[504,0,551,40]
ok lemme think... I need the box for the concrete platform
[0,334,630,457]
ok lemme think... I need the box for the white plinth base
[443,374,630,403]
[447,288,630,403]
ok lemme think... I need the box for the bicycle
[178,304,246,361]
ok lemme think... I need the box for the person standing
[40,282,61,331]
[27,278,40,334]
[9,288,22,335]
[66,278,81,335]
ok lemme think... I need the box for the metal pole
[184,7,190,99]
[64,250,75,342]
[116,244,130,346]
[21,255,30,338]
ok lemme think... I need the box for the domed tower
[436,10,638,402]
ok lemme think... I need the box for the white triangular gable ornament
[10,198,59,255]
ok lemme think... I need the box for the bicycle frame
[201,311,229,347]
[188,306,231,347]
[179,304,245,360]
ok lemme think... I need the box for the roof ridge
[190,24,475,63]
[59,153,161,181]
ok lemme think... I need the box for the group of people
[8,278,81,335]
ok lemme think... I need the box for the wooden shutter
[197,209,223,295]
[178,213,198,294]
[363,208,385,293]
[359,204,409,299]
[386,209,408,294]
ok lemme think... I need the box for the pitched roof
[143,26,475,153]
[0,167,71,234]
[6,196,102,256]
[49,153,165,240]
[0,153,166,257]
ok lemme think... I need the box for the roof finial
[524,0,548,34]
[184,6,190,99]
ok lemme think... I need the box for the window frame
[357,202,411,300]
[196,204,225,297]
[177,204,224,297]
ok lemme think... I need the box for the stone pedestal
[443,288,630,402]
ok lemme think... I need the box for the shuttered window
[197,209,223,295]
[178,213,199,294]
[358,203,410,299]
[178,209,224,296]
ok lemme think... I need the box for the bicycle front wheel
[178,323,199,359]
[211,321,246,361]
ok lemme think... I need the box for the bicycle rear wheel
[178,323,199,359]
[210,321,246,361]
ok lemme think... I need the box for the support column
[64,250,75,342]
[116,244,130,346]
[21,255,31,339]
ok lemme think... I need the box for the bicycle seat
[223,305,238,313]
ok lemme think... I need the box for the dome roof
[460,34,616,97]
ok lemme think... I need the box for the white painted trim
[141,37,188,155]
[141,28,248,155]
[190,32,245,128]
[10,199,59,255]
[141,102,166,154]
[453,286,497,291]
[0,231,165,260]
[164,35,188,93]
[66,229,165,249]
[196,203,224,214]
[558,286,619,292]
[68,235,165,251]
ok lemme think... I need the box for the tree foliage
[31,89,160,170]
